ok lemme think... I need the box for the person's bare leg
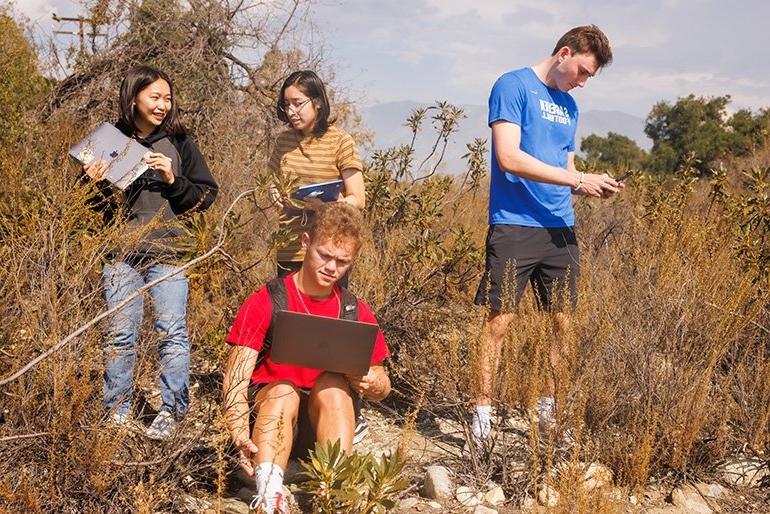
[477,309,515,405]
[308,372,355,453]
[251,381,300,512]
[472,310,515,441]
[539,312,571,433]
[252,381,301,470]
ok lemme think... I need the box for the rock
[719,457,769,488]
[426,500,442,509]
[583,462,613,491]
[505,415,530,433]
[399,497,420,509]
[537,484,559,507]
[221,497,250,514]
[671,484,713,514]
[423,465,453,500]
[521,497,538,511]
[436,416,463,436]
[180,493,210,512]
[233,487,255,503]
[694,482,726,499]
[506,461,528,481]
[284,458,306,483]
[605,487,624,502]
[484,485,506,506]
[472,506,498,514]
[629,495,638,505]
[456,486,483,507]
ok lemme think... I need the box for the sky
[12,0,770,118]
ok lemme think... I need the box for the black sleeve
[161,135,219,215]
[78,172,118,225]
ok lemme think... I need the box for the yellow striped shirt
[269,126,363,261]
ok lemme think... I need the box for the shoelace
[249,491,285,514]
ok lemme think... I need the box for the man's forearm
[497,148,579,188]
[224,391,251,438]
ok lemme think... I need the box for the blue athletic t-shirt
[488,67,578,227]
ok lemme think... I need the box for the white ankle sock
[537,397,556,425]
[254,462,284,499]
[471,404,492,439]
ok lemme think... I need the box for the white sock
[537,397,556,424]
[254,462,284,500]
[471,404,492,439]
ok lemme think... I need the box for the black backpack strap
[256,277,289,370]
[338,286,359,321]
[255,278,359,370]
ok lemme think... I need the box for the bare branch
[0,188,257,387]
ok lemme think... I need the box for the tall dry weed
[2,16,769,507]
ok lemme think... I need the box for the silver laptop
[69,122,149,189]
[270,310,379,375]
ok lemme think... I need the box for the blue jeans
[102,261,190,418]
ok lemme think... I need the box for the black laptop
[270,310,378,375]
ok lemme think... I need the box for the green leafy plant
[300,440,409,514]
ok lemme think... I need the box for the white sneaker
[353,413,369,445]
[107,411,141,432]
[249,491,287,514]
[110,411,132,426]
[537,398,557,435]
[145,411,177,440]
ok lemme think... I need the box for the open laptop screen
[270,310,378,376]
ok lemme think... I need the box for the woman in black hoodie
[83,65,218,439]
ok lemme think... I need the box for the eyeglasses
[279,98,312,114]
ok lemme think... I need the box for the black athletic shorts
[473,224,579,313]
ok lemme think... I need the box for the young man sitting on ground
[222,203,391,514]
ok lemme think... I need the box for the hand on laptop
[144,152,174,185]
[345,365,390,402]
[83,159,109,181]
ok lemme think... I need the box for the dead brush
[349,107,770,511]
[2,6,770,507]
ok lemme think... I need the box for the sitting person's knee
[311,372,353,407]
[257,380,302,413]
[314,371,350,390]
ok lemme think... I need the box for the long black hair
[118,65,186,136]
[277,70,335,136]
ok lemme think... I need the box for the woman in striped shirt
[269,70,366,283]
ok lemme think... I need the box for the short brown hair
[552,25,613,69]
[308,203,365,252]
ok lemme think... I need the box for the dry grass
[1,7,769,509]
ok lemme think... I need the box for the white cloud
[13,0,770,116]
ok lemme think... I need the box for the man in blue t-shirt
[471,25,625,445]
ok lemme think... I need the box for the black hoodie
[86,123,219,262]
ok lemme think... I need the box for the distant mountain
[579,110,651,150]
[361,101,651,174]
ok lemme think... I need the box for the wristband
[572,172,584,191]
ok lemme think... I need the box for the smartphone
[613,170,634,182]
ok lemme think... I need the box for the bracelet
[572,172,584,191]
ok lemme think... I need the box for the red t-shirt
[226,274,389,389]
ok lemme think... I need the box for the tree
[580,131,646,171]
[644,94,731,173]
[0,13,49,146]
[727,108,770,157]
